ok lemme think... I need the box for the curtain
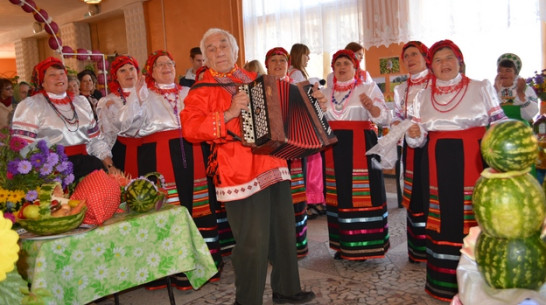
[243,0,541,81]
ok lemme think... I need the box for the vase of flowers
[526,69,546,102]
[0,128,75,222]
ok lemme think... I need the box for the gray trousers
[225,180,302,305]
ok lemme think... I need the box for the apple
[22,205,41,220]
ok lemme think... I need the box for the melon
[475,231,546,290]
[481,120,538,172]
[473,168,546,239]
[18,206,87,236]
[125,177,164,213]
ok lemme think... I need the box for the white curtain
[243,0,541,81]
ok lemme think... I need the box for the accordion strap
[190,82,238,90]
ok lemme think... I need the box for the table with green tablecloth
[18,204,217,305]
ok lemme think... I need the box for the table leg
[114,293,120,305]
[166,277,176,305]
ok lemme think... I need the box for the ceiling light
[81,0,102,4]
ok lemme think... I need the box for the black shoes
[272,291,316,304]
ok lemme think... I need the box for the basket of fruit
[17,183,87,236]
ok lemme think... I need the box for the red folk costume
[96,55,145,178]
[138,50,225,289]
[321,50,390,260]
[182,67,290,196]
[407,40,507,301]
[12,57,110,181]
[392,41,432,263]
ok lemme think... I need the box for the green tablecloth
[18,205,217,304]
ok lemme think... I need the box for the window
[243,0,542,82]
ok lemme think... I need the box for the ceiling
[0,1,104,58]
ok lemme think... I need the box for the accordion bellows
[239,75,337,159]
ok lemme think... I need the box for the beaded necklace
[210,65,238,78]
[430,75,470,113]
[43,93,79,132]
[403,73,431,118]
[331,79,357,113]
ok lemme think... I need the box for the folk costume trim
[426,126,484,235]
[325,120,375,208]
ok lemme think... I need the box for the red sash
[64,144,87,156]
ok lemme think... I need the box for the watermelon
[18,206,87,236]
[475,231,546,290]
[37,182,64,217]
[481,120,538,172]
[125,177,164,213]
[473,168,546,239]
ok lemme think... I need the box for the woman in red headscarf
[405,40,507,301]
[319,49,390,261]
[96,55,145,178]
[138,50,224,290]
[392,41,432,264]
[264,47,309,258]
[11,57,117,181]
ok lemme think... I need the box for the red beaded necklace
[430,75,470,113]
[404,73,431,118]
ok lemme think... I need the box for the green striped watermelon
[18,206,87,236]
[125,177,164,213]
[475,231,546,289]
[38,182,64,216]
[473,168,546,239]
[481,120,538,172]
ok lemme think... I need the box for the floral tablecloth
[18,205,217,305]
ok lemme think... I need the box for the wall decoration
[379,57,400,75]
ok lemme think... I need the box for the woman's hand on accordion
[225,91,250,122]
[311,83,328,112]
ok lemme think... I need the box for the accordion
[238,75,337,159]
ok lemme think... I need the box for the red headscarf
[108,55,139,96]
[31,57,66,92]
[427,39,465,73]
[264,47,290,69]
[331,49,360,71]
[143,50,175,88]
[401,41,429,61]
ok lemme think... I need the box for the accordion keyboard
[239,84,255,144]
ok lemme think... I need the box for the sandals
[306,204,326,218]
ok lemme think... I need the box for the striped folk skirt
[424,127,484,301]
[324,121,389,260]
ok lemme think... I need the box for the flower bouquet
[0,128,87,235]
[526,69,546,101]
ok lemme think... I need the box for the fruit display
[125,173,165,213]
[472,120,546,290]
[481,119,538,172]
[16,182,87,236]
[18,206,87,236]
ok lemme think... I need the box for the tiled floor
[93,177,447,305]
